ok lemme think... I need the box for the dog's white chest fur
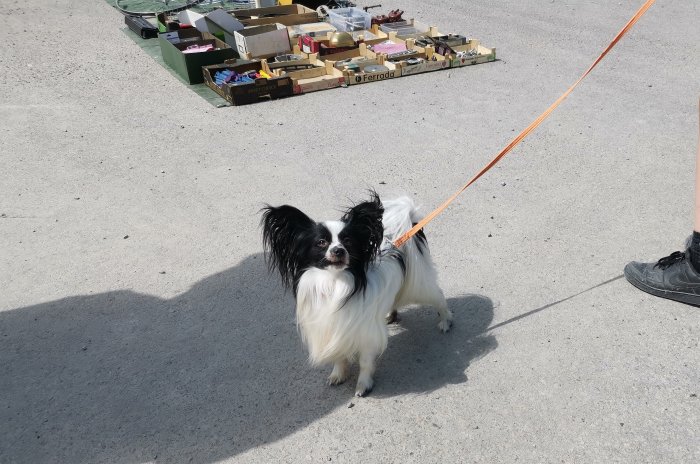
[295,267,392,366]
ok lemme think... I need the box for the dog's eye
[316,239,328,248]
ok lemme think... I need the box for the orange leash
[393,0,657,248]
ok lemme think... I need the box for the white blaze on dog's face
[321,221,350,269]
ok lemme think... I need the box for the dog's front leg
[436,300,453,333]
[327,359,349,386]
[385,309,400,324]
[355,351,377,397]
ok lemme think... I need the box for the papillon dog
[261,193,452,397]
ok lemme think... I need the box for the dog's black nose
[331,247,346,258]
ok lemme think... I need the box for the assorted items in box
[125,3,497,105]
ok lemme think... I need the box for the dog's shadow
[378,295,497,397]
[0,253,496,464]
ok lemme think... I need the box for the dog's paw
[354,379,374,397]
[438,318,452,333]
[385,310,400,325]
[327,372,347,386]
[328,361,349,386]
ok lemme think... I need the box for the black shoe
[624,250,700,307]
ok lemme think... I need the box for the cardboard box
[342,61,401,85]
[379,19,442,39]
[445,40,497,68]
[367,34,415,57]
[233,23,291,59]
[396,54,450,77]
[324,45,400,85]
[395,54,449,76]
[374,37,450,77]
[264,54,319,72]
[314,42,378,64]
[290,67,346,94]
[264,55,345,94]
[231,4,319,27]
[178,9,245,36]
[348,25,390,45]
[203,61,294,105]
[159,29,237,84]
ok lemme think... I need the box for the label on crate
[400,60,448,76]
[353,70,397,84]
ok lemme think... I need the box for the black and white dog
[261,193,452,396]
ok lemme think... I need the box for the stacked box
[159,29,237,84]
[232,4,319,27]
[232,23,292,59]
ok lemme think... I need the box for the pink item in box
[182,44,215,54]
[372,41,406,54]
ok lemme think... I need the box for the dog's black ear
[341,191,384,265]
[260,205,316,290]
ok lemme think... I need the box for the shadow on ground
[0,253,496,463]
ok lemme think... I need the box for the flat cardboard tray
[372,36,450,76]
[296,24,389,54]
[231,4,319,27]
[203,60,294,105]
[323,45,401,85]
[379,19,443,39]
[395,54,449,76]
[444,40,496,67]
[348,25,390,45]
[263,55,346,94]
[311,42,377,64]
[341,61,401,85]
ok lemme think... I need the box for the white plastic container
[327,7,372,32]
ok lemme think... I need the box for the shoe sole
[624,267,700,308]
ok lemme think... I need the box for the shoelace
[655,251,686,270]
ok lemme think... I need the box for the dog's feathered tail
[380,197,442,313]
[381,196,427,253]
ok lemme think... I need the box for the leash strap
[393,0,657,248]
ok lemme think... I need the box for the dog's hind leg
[421,282,453,333]
[434,295,453,333]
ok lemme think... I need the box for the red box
[299,33,326,53]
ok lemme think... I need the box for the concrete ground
[1,0,699,462]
